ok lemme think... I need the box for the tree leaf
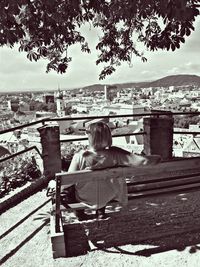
[0,0,197,79]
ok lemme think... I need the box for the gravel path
[1,190,200,267]
[0,190,52,267]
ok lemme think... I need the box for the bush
[0,155,41,198]
[60,142,89,171]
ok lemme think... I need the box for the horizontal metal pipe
[49,111,200,121]
[0,119,46,135]
[50,113,152,121]
[173,131,200,135]
[1,111,200,136]
[60,132,146,143]
[0,146,42,163]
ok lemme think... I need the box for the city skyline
[0,17,200,92]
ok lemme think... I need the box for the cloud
[166,67,180,75]
[0,17,200,91]
[166,63,200,76]
[185,62,200,72]
[0,47,44,75]
[181,19,200,53]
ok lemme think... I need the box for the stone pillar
[38,123,62,180]
[143,116,174,160]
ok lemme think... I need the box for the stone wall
[0,176,48,214]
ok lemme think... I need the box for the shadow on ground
[63,189,200,257]
[97,229,200,257]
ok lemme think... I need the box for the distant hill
[79,74,200,92]
[146,74,200,88]
[81,84,105,91]
[114,81,150,89]
[81,81,149,92]
[2,74,199,95]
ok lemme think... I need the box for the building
[35,111,57,119]
[0,111,13,122]
[104,85,118,101]
[44,95,54,104]
[10,98,20,112]
[14,110,36,123]
[56,96,65,117]
[102,104,146,120]
[19,102,30,112]
[183,136,200,157]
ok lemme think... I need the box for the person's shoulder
[82,149,95,157]
[71,149,84,160]
[74,149,94,159]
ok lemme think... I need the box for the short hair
[87,121,112,151]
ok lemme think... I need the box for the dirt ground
[1,190,200,267]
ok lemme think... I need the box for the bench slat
[54,157,200,234]
[67,203,90,210]
[60,177,200,210]
[128,175,200,192]
[56,158,200,186]
[128,181,200,198]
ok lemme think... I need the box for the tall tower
[104,85,108,101]
[56,90,65,117]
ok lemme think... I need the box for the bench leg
[50,212,66,258]
[96,206,106,219]
[75,209,90,221]
[51,232,66,258]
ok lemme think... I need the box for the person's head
[86,121,112,151]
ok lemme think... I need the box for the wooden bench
[50,157,200,258]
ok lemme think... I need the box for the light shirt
[68,146,148,209]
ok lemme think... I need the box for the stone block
[143,117,174,160]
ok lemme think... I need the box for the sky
[0,17,200,92]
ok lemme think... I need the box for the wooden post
[38,123,62,180]
[143,116,174,160]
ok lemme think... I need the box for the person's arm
[47,152,81,196]
[111,146,161,167]
[129,153,161,166]
[143,154,161,165]
[46,179,56,197]
[68,152,80,172]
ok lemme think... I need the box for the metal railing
[0,146,42,164]
[173,131,200,135]
[1,110,200,134]
[0,118,46,135]
[60,132,145,143]
[0,111,200,162]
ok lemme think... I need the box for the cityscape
[1,73,200,265]
[1,73,200,266]
[1,1,200,266]
[1,74,200,162]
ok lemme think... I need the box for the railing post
[38,123,62,180]
[143,115,174,160]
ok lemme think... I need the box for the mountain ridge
[80,74,200,91]
[1,74,199,94]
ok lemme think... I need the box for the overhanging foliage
[0,0,199,79]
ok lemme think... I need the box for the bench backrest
[54,157,200,232]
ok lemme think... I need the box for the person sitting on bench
[64,121,160,220]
